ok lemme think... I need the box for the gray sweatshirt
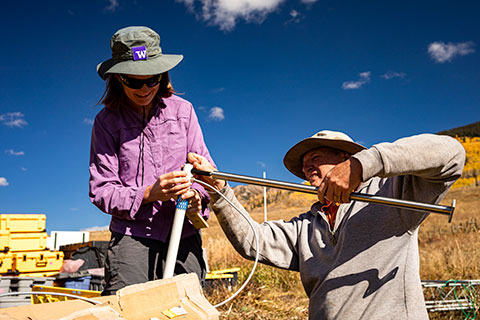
[209,134,465,319]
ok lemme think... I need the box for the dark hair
[97,72,176,109]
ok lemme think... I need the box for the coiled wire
[193,178,260,308]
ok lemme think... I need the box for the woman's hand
[187,153,226,191]
[143,171,192,203]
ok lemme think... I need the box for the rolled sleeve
[89,117,146,220]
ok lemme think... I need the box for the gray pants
[102,231,206,295]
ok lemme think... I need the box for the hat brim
[96,54,183,80]
[283,137,366,180]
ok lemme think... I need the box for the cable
[455,281,477,319]
[440,279,478,319]
[0,291,102,305]
[193,178,260,308]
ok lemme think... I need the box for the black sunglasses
[118,74,162,89]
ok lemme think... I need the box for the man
[188,130,465,319]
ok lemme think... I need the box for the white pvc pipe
[163,164,193,279]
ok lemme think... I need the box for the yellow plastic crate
[31,285,101,304]
[19,271,60,277]
[14,251,64,273]
[0,252,15,273]
[0,230,9,252]
[0,232,47,252]
[0,214,46,233]
[206,268,241,279]
[205,268,241,292]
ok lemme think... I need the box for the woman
[89,26,214,295]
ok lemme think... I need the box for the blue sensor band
[176,198,189,210]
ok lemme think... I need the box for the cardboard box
[0,273,219,319]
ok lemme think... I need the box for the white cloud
[257,161,267,168]
[342,72,371,90]
[104,0,119,12]
[428,41,475,63]
[5,149,24,156]
[359,71,370,78]
[0,178,8,187]
[300,0,318,4]
[177,0,285,31]
[381,71,406,80]
[82,225,110,232]
[83,118,94,125]
[0,112,28,128]
[212,87,225,93]
[286,9,303,24]
[21,167,27,172]
[208,107,225,121]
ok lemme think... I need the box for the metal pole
[263,171,267,222]
[191,169,455,222]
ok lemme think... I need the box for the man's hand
[143,171,192,203]
[187,153,226,191]
[182,188,203,215]
[317,158,363,204]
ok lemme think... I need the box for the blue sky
[0,0,478,232]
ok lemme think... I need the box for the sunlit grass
[203,186,480,319]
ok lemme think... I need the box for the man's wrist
[192,188,202,199]
[143,185,152,203]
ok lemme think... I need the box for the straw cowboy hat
[97,26,183,80]
[283,130,367,180]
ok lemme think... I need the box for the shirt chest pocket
[118,127,143,185]
[161,118,188,169]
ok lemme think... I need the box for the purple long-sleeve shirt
[89,95,214,242]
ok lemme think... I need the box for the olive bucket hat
[96,26,183,80]
[283,130,367,180]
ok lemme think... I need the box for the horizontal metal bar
[422,280,480,287]
[191,169,455,221]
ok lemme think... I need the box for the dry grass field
[88,185,480,318]
[203,205,310,319]
[86,132,479,318]
[202,186,480,319]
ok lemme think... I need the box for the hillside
[453,136,480,188]
[233,126,480,210]
[439,121,480,188]
[438,121,480,138]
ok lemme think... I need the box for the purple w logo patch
[132,46,147,61]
